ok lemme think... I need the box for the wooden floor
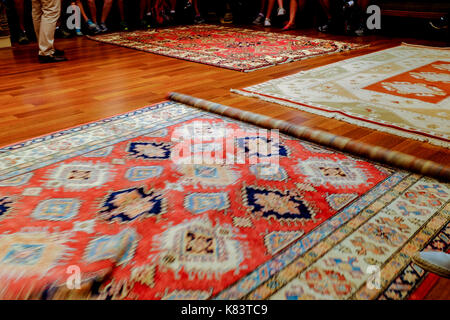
[0,26,448,299]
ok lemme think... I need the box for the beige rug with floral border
[233,44,450,148]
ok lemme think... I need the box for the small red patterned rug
[0,101,448,300]
[88,25,363,72]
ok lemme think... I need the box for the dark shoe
[38,54,68,63]
[184,0,192,11]
[318,20,332,33]
[430,15,449,30]
[120,20,129,31]
[54,49,65,57]
[140,19,151,29]
[194,15,205,24]
[161,10,171,24]
[354,24,367,36]
[87,20,101,34]
[18,30,30,44]
[55,27,72,39]
[169,10,176,23]
[253,13,264,25]
[99,23,108,33]
[220,12,233,24]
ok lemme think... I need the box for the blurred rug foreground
[88,25,362,72]
[0,101,448,300]
[233,44,450,147]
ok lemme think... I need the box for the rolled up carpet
[167,92,450,182]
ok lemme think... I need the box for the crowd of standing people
[4,0,374,62]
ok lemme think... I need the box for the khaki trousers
[31,0,61,56]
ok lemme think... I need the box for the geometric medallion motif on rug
[233,45,450,147]
[0,101,448,300]
[88,25,362,72]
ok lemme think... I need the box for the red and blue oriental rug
[88,25,362,72]
[0,100,448,299]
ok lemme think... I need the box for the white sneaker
[412,251,450,278]
[277,7,286,16]
[264,18,271,27]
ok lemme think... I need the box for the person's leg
[14,0,26,31]
[284,0,297,28]
[139,0,151,27]
[276,0,286,16]
[118,0,129,30]
[87,0,97,23]
[354,0,370,35]
[192,0,200,16]
[14,0,30,43]
[86,0,102,32]
[100,0,113,24]
[319,0,332,20]
[192,0,205,23]
[37,0,61,56]
[166,0,176,21]
[260,0,266,15]
[31,0,42,39]
[283,0,305,30]
[219,0,233,24]
[75,0,89,22]
[169,0,175,11]
[264,0,275,25]
[153,0,163,25]
[253,0,266,25]
[139,0,145,19]
[318,0,338,33]
[359,0,370,11]
[118,0,124,20]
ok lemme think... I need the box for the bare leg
[14,0,26,31]
[87,0,97,23]
[139,0,146,19]
[319,0,332,20]
[193,0,200,16]
[260,0,266,14]
[75,0,89,22]
[286,0,297,26]
[277,0,283,9]
[118,0,124,20]
[265,0,275,19]
[100,0,113,23]
[284,0,305,28]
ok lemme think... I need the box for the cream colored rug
[233,44,450,148]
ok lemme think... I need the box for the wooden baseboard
[0,36,11,48]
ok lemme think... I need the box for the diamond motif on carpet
[88,25,362,72]
[0,101,447,300]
